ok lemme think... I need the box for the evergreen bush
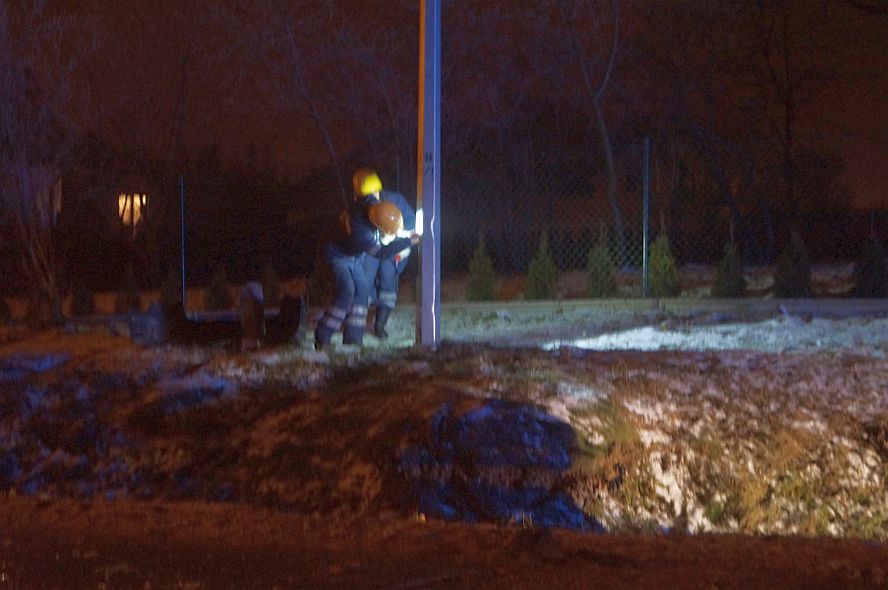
[205,266,233,310]
[467,232,496,301]
[649,233,680,297]
[525,232,559,300]
[586,231,617,298]
[851,235,888,298]
[712,240,747,298]
[773,228,811,297]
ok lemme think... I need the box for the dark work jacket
[330,201,412,259]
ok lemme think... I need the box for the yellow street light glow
[118,193,147,226]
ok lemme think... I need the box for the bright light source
[118,193,147,228]
[397,208,424,238]
[415,208,424,235]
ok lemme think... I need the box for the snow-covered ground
[2,297,887,540]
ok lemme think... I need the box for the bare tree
[520,0,627,263]
[210,0,350,206]
[326,1,418,193]
[729,0,839,220]
[0,1,96,325]
[84,1,225,287]
[438,2,536,237]
[626,1,778,261]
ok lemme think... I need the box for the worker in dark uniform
[313,191,420,350]
[355,173,417,339]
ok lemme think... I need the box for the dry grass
[1,321,886,541]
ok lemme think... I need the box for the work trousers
[315,244,369,346]
[363,254,409,312]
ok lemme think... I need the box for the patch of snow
[556,382,607,401]
[639,429,671,446]
[648,451,686,518]
[623,399,678,426]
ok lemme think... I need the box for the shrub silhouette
[649,233,680,297]
[586,232,617,298]
[773,228,811,297]
[712,240,747,298]
[851,235,888,297]
[525,232,558,300]
[467,232,496,301]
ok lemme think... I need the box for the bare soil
[1,302,888,589]
[2,496,887,589]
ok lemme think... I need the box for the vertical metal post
[179,174,187,310]
[642,137,650,298]
[416,0,441,347]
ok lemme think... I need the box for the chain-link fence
[383,134,888,301]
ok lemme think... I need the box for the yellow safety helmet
[352,167,382,198]
[368,202,403,236]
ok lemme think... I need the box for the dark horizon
[41,0,886,207]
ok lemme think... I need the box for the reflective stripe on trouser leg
[377,290,397,311]
[342,304,368,344]
[315,305,347,344]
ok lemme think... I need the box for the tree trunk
[593,98,627,267]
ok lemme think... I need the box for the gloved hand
[394,247,411,264]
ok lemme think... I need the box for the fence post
[642,137,650,298]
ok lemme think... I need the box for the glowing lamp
[118,193,147,234]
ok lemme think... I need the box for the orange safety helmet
[368,202,403,236]
[352,167,382,198]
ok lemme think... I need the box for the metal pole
[179,174,187,310]
[416,0,441,347]
[642,137,650,298]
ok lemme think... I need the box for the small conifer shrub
[773,228,811,297]
[851,235,888,298]
[586,230,617,298]
[649,233,680,297]
[467,232,496,301]
[712,240,747,298]
[525,232,559,300]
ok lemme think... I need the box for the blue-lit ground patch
[399,399,602,531]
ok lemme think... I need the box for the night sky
[39,0,882,209]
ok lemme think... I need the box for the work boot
[314,332,328,351]
[373,306,392,339]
